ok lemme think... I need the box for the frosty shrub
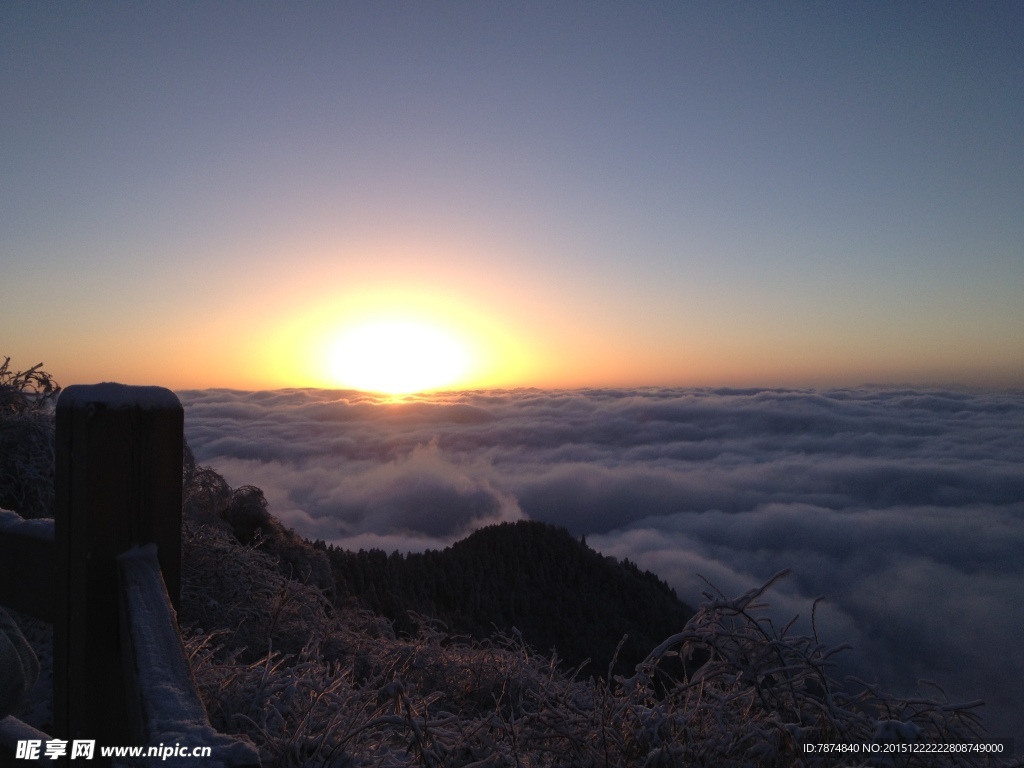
[0,357,60,518]
[182,454,335,596]
[181,521,336,662]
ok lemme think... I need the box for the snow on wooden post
[54,384,183,750]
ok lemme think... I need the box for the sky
[2,2,1022,391]
[181,386,1024,744]
[4,3,1021,743]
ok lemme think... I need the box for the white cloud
[179,385,1024,741]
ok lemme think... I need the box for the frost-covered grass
[181,523,1015,768]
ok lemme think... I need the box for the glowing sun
[326,318,470,394]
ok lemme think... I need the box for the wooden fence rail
[0,384,259,767]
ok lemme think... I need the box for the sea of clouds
[179,386,1024,744]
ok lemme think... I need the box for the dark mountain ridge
[326,520,694,677]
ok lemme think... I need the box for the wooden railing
[0,384,260,767]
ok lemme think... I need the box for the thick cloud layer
[180,386,1024,742]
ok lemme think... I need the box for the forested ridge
[325,521,694,676]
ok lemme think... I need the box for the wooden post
[54,384,183,752]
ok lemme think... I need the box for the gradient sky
[3,2,1022,390]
